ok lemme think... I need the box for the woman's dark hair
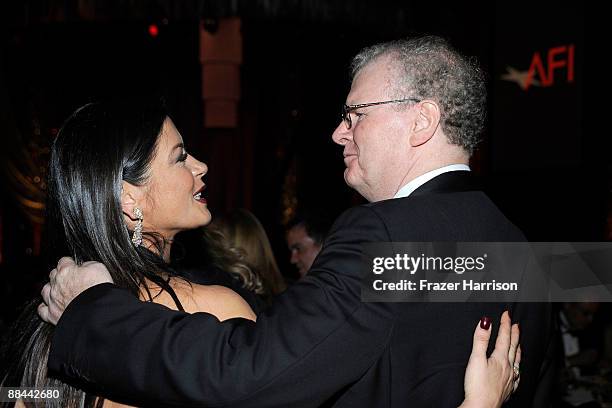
[47,100,179,297]
[1,99,184,407]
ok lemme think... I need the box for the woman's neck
[162,241,172,262]
[142,236,173,263]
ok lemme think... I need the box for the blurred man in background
[286,211,331,278]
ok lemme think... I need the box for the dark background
[0,0,593,339]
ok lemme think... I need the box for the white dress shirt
[393,164,471,199]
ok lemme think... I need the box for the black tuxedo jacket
[48,171,554,407]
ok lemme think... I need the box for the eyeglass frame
[341,97,422,130]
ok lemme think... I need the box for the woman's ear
[121,181,143,223]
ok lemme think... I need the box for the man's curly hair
[350,35,487,155]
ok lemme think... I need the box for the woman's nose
[189,156,208,177]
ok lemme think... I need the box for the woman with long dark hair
[2,100,519,408]
[2,100,256,407]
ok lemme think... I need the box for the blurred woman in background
[215,208,286,303]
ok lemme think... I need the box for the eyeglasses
[341,98,421,130]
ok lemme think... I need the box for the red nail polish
[480,316,491,330]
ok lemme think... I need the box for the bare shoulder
[191,284,257,321]
[141,278,256,322]
[100,398,137,408]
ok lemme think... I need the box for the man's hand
[38,257,114,325]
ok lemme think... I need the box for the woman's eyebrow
[169,142,185,156]
[168,142,185,162]
[171,142,184,152]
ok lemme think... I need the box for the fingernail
[480,316,491,330]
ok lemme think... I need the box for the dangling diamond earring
[131,207,143,247]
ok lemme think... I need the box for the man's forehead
[347,56,397,104]
[288,225,316,244]
[288,224,308,237]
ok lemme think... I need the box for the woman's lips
[193,186,207,204]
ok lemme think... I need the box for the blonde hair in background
[214,209,287,297]
[201,226,264,295]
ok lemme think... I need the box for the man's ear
[121,181,142,222]
[410,101,441,147]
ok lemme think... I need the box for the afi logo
[502,44,575,91]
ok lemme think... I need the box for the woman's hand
[459,311,521,408]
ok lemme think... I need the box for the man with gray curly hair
[331,35,552,406]
[333,35,486,201]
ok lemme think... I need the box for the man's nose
[331,120,352,146]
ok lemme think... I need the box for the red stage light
[148,24,159,37]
